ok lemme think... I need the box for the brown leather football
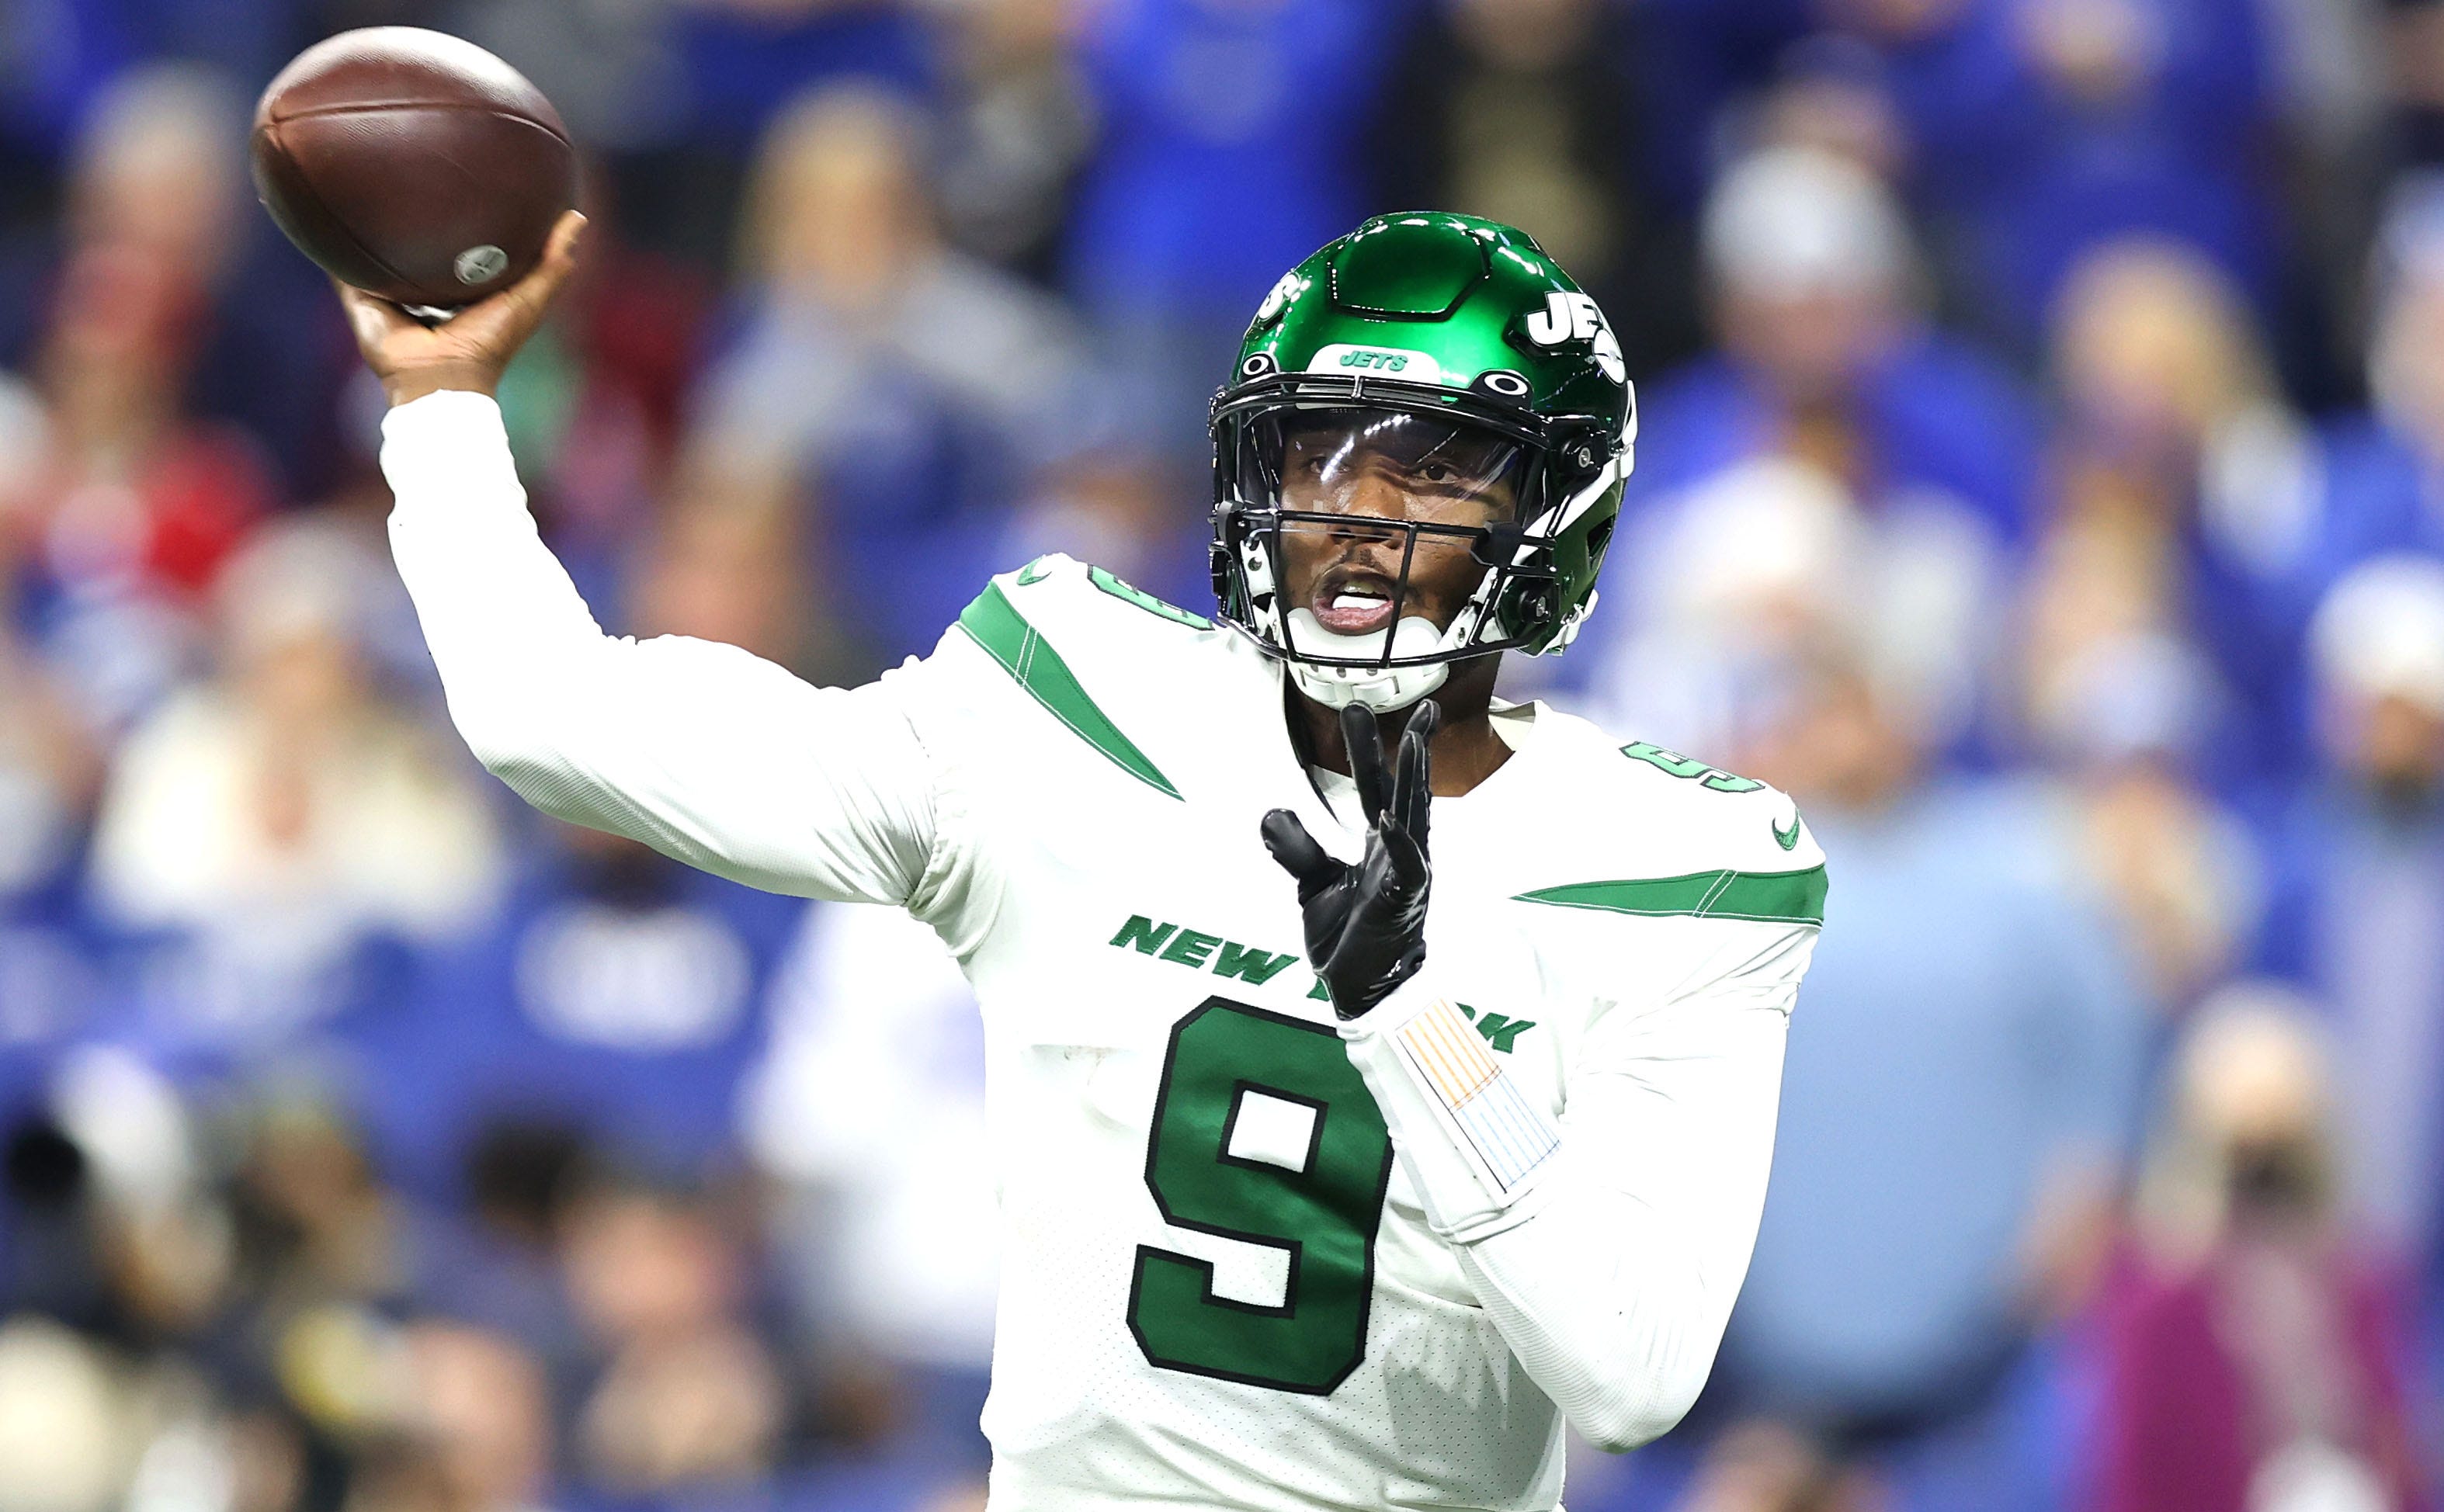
[252,27,578,310]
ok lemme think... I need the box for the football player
[343,207,1825,1511]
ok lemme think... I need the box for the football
[251,27,578,310]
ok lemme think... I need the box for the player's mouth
[1311,569,1400,636]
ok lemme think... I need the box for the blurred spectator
[0,580,97,911]
[558,1176,790,1497]
[4,63,351,505]
[671,0,937,147]
[1615,144,2038,603]
[602,0,939,274]
[2037,236,2329,796]
[1831,0,2279,350]
[1670,1420,1885,1512]
[2380,0,2444,180]
[932,0,1099,283]
[449,0,688,155]
[696,81,1095,671]
[86,520,500,1057]
[486,168,717,546]
[2254,558,2444,1282]
[361,823,803,1205]
[629,480,813,668]
[1588,453,2001,772]
[58,64,247,283]
[2016,242,2287,1002]
[1366,0,1703,378]
[2095,989,2425,1512]
[0,371,104,1059]
[1703,603,2147,1503]
[2255,0,2387,407]
[1062,0,1408,456]
[231,1097,411,1319]
[0,1313,132,1512]
[383,1320,557,1512]
[17,233,273,731]
[2014,613,2262,1009]
[747,902,994,1483]
[2310,184,2444,599]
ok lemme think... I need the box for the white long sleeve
[1340,924,1809,1451]
[380,390,951,910]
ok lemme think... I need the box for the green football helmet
[1210,211,1637,712]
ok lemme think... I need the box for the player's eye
[1419,463,1454,484]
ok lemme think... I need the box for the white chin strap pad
[1282,610,1453,712]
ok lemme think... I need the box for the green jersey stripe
[957,582,1185,799]
[1512,865,1828,927]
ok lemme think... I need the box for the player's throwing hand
[1261,700,1438,1018]
[335,207,587,408]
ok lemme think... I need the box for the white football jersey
[380,394,1826,1512]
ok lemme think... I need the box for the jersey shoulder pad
[974,553,1215,639]
[949,554,1222,681]
[1517,708,1827,927]
[936,556,1231,802]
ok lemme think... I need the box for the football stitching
[271,99,573,148]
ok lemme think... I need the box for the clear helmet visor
[1256,407,1528,527]
[1223,409,1538,706]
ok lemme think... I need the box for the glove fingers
[1397,700,1438,853]
[1379,817,1430,893]
[1340,702,1393,827]
[1260,808,1343,890]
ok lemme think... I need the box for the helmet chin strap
[1282,609,1452,712]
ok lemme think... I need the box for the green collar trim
[1514,865,1827,927]
[957,583,1183,800]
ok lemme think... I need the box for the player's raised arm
[342,213,948,910]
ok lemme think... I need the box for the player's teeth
[1332,592,1387,611]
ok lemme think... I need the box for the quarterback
[343,208,1825,1510]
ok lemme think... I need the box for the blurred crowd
[5,1,2444,1510]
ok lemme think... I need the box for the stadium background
[4,0,2444,1509]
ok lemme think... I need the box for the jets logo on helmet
[1208,213,1637,712]
[1255,269,1310,326]
[1525,292,1627,385]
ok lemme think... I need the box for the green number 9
[1127,998,1395,1394]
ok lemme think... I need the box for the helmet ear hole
[1585,515,1616,571]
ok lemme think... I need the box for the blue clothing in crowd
[671,2,938,146]
[1876,0,2275,342]
[1064,0,1410,321]
[353,841,805,1204]
[2310,420,2444,590]
[1630,0,2274,346]
[1619,333,2043,548]
[1721,779,2147,1420]
[2255,783,2444,1261]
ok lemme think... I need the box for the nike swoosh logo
[1015,557,1054,585]
[1772,811,1803,851]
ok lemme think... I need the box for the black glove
[1261,700,1437,1019]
